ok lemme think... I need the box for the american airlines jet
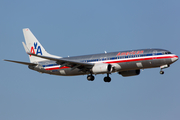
[4,28,178,82]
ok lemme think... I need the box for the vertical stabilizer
[23,28,60,63]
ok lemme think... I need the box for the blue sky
[0,0,180,120]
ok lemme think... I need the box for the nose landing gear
[160,70,164,74]
[159,64,169,75]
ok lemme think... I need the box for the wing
[28,52,94,71]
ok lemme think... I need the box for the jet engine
[92,63,112,74]
[118,69,140,77]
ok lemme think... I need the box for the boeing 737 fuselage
[4,28,179,82]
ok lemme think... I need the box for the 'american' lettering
[116,51,144,56]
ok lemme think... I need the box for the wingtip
[3,59,8,61]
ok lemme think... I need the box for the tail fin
[23,28,60,63]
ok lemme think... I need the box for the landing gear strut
[104,74,111,82]
[159,65,169,75]
[87,74,95,81]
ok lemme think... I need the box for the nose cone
[171,55,178,63]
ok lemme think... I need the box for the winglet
[22,42,31,54]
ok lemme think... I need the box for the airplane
[4,28,179,82]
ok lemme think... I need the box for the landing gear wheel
[104,77,111,82]
[87,75,95,81]
[160,71,164,74]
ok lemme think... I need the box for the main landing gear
[104,74,111,82]
[87,74,95,81]
[87,73,111,82]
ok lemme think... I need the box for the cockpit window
[164,51,171,54]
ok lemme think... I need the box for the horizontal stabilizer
[3,59,37,66]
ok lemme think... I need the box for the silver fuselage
[30,48,178,76]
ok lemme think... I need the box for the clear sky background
[0,0,180,120]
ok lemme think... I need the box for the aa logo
[30,42,42,56]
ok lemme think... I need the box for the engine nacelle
[111,63,121,71]
[92,63,112,74]
[118,70,140,77]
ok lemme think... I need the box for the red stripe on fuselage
[45,66,70,70]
